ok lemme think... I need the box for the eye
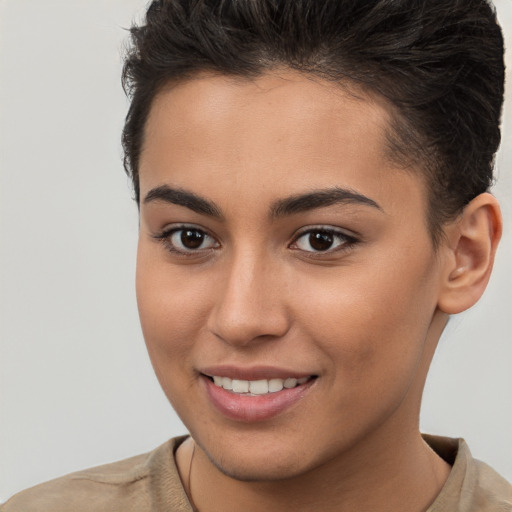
[153,225,219,255]
[291,228,357,253]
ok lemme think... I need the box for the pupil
[309,231,333,251]
[181,230,204,249]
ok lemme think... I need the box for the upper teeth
[212,376,310,395]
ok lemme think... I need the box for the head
[122,0,504,482]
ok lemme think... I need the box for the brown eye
[180,229,205,249]
[308,231,334,251]
[292,228,356,253]
[159,226,219,254]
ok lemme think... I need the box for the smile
[202,372,317,422]
[211,376,312,395]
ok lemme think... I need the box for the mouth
[206,375,314,395]
[200,370,318,422]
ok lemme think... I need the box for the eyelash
[153,225,359,258]
[152,225,219,257]
[289,227,359,255]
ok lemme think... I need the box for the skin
[136,71,501,512]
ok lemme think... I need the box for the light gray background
[0,0,511,501]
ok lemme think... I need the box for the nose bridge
[208,246,289,346]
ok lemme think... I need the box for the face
[136,71,448,481]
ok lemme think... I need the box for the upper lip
[200,365,315,381]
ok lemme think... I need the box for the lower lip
[202,376,315,422]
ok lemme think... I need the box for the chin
[194,431,322,482]
[207,450,307,482]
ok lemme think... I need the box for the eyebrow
[143,185,223,218]
[143,184,382,219]
[270,187,382,218]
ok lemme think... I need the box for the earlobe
[437,193,502,315]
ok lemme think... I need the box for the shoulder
[0,437,187,512]
[424,435,512,512]
[0,452,154,512]
[471,458,512,511]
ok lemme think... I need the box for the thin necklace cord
[187,441,199,512]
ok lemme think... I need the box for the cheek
[291,250,439,388]
[135,242,213,386]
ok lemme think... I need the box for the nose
[207,251,291,347]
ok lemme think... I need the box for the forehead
[140,71,427,217]
[144,71,390,162]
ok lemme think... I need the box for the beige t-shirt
[2,435,511,511]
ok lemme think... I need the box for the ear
[437,193,502,315]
